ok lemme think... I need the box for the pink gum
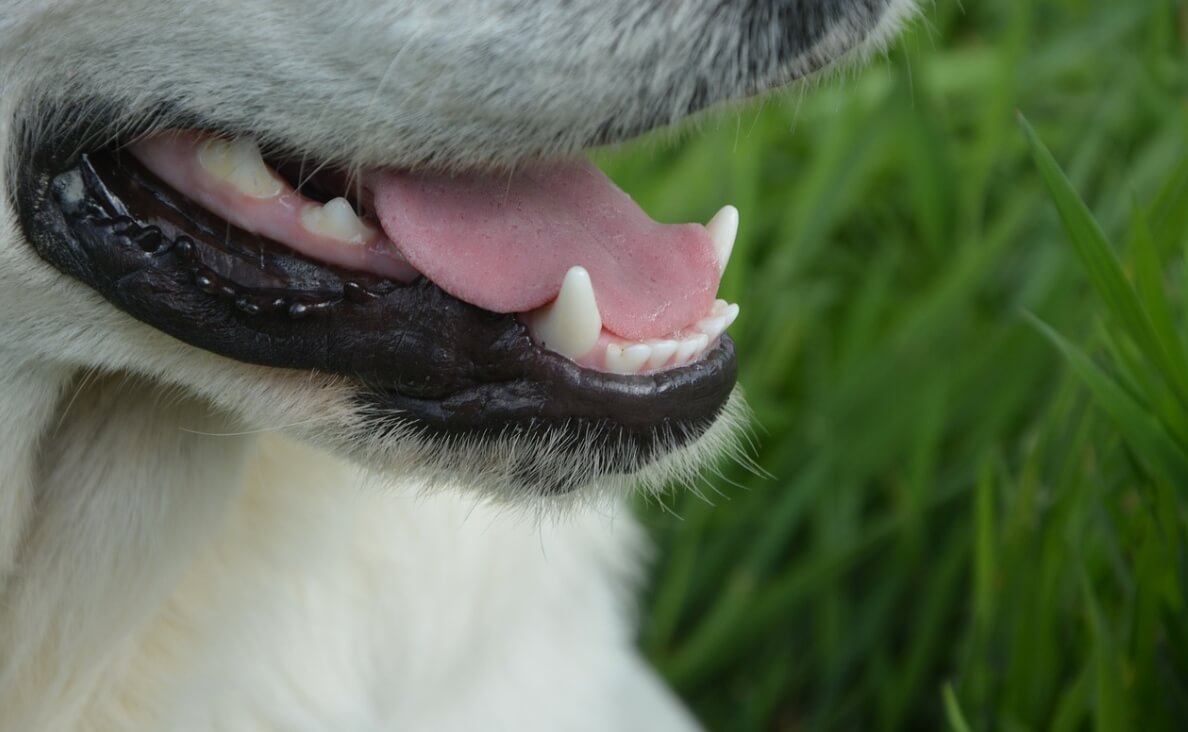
[128,131,419,282]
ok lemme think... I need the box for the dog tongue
[369,161,719,341]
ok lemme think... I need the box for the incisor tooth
[605,343,651,374]
[706,205,738,275]
[696,315,728,340]
[198,137,281,199]
[528,266,603,361]
[721,303,740,329]
[646,340,678,370]
[300,197,376,244]
[674,334,709,366]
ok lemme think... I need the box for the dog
[0,1,916,729]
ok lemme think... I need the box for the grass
[594,1,1188,729]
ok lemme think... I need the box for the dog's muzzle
[14,123,741,485]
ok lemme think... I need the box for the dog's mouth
[18,125,740,478]
[130,132,740,372]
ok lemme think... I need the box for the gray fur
[6,0,918,170]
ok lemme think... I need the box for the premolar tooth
[198,137,281,199]
[646,340,678,370]
[528,266,603,361]
[706,205,739,274]
[300,197,377,244]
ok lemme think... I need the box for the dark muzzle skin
[14,142,738,473]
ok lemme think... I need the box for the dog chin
[326,387,752,502]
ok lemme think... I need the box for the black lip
[14,138,738,467]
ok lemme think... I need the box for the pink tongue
[369,161,719,341]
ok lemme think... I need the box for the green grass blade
[1018,113,1188,411]
[943,684,975,732]
[1129,201,1188,394]
[1025,313,1188,484]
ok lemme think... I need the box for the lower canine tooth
[198,137,281,199]
[528,266,603,361]
[300,198,376,244]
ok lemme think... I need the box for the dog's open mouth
[130,132,741,374]
[17,124,741,473]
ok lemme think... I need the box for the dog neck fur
[0,367,255,729]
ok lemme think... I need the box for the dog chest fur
[1,376,692,731]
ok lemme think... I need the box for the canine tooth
[300,198,376,244]
[606,343,651,375]
[706,205,739,274]
[198,137,281,199]
[646,340,678,370]
[529,266,603,361]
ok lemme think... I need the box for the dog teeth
[527,266,603,362]
[605,343,652,375]
[673,334,709,366]
[526,268,740,374]
[696,300,740,341]
[197,137,282,199]
[593,302,738,373]
[645,340,679,370]
[706,205,739,275]
[300,197,377,244]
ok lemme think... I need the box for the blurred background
[596,1,1188,729]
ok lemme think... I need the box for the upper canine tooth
[198,137,281,199]
[706,205,739,275]
[300,198,376,244]
[528,266,603,361]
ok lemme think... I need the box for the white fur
[0,1,915,729]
